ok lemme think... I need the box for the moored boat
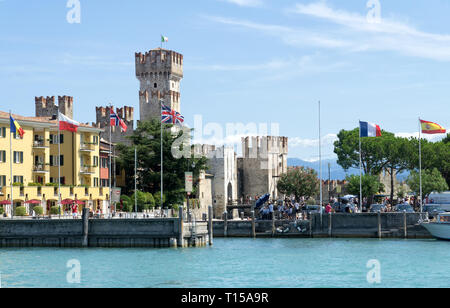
[421,213,450,240]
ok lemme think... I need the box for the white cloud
[289,2,450,61]
[207,2,450,61]
[290,133,338,148]
[223,0,263,7]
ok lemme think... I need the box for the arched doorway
[227,182,233,205]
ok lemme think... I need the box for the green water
[0,238,448,288]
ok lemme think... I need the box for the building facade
[0,105,109,216]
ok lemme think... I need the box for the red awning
[0,200,11,205]
[74,200,85,205]
[61,199,74,205]
[25,199,41,204]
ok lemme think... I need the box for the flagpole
[160,100,164,214]
[419,118,423,213]
[359,121,363,213]
[109,104,112,216]
[318,101,323,223]
[135,147,137,214]
[58,110,61,219]
[9,111,13,219]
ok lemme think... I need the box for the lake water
[0,238,449,288]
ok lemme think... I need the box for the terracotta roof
[0,110,97,128]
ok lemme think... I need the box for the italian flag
[161,35,168,43]
[59,112,79,133]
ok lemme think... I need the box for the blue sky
[1,0,449,161]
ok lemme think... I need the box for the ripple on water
[0,239,449,288]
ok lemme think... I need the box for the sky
[0,0,449,161]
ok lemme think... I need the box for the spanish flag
[10,115,25,138]
[420,119,446,135]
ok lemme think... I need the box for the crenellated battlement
[242,136,288,158]
[136,47,184,121]
[135,48,183,78]
[35,95,73,118]
[95,106,134,128]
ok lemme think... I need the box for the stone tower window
[154,83,157,88]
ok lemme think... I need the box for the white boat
[422,213,450,240]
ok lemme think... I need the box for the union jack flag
[161,104,184,125]
[110,109,128,132]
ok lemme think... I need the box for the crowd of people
[259,198,313,221]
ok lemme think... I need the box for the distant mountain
[287,158,359,180]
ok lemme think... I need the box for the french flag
[360,121,382,138]
[59,112,79,133]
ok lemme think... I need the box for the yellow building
[0,111,110,216]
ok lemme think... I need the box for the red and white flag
[110,109,128,132]
[59,112,79,132]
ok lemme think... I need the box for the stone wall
[135,48,183,122]
[0,217,209,248]
[212,213,431,239]
[95,106,134,146]
[35,96,74,119]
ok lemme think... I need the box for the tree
[277,167,319,201]
[406,168,449,199]
[381,136,415,203]
[334,128,393,175]
[346,174,384,203]
[131,190,148,212]
[117,119,208,207]
[408,138,450,187]
[145,192,155,209]
[154,192,167,208]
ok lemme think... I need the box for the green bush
[306,199,317,205]
[33,206,44,215]
[28,182,43,187]
[50,206,60,215]
[144,192,155,209]
[121,195,131,204]
[15,206,27,216]
[0,207,4,215]
[154,192,166,207]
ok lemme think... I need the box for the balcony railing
[33,164,50,173]
[80,166,95,174]
[33,140,49,148]
[80,143,96,152]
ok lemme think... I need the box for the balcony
[33,164,50,173]
[33,139,49,149]
[80,166,95,175]
[80,143,96,152]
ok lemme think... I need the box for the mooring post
[208,206,213,246]
[251,210,256,238]
[377,211,382,239]
[82,208,89,247]
[178,207,184,247]
[328,212,332,237]
[223,211,228,237]
[272,212,275,237]
[403,210,407,239]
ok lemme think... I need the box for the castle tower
[35,96,74,119]
[239,136,288,200]
[135,48,183,122]
[95,106,134,145]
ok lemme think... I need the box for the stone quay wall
[0,209,211,248]
[213,213,432,239]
